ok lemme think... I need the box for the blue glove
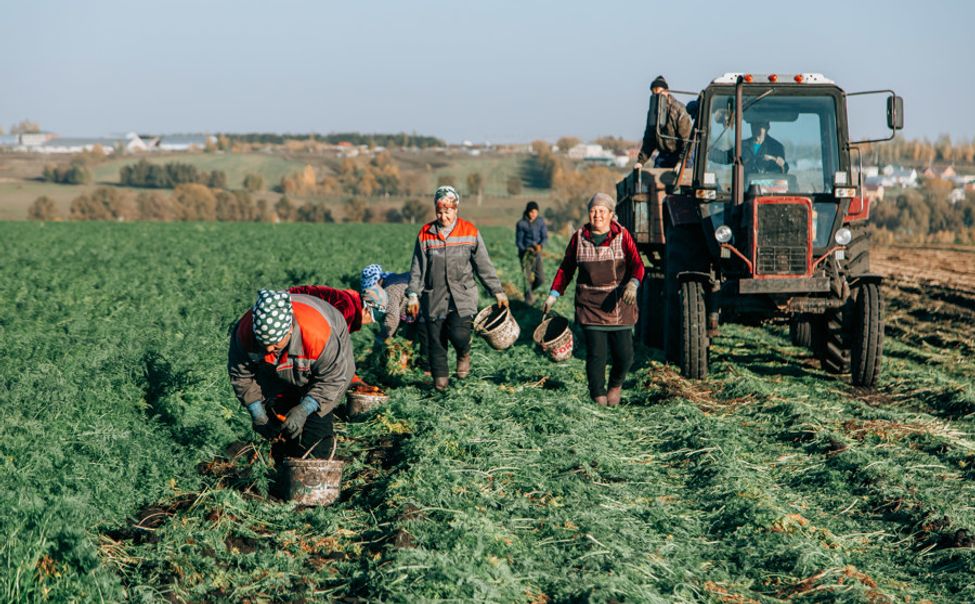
[282,396,319,439]
[247,401,268,426]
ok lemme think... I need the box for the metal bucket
[473,304,520,350]
[533,315,573,362]
[284,440,344,506]
[346,390,389,416]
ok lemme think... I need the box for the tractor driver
[742,120,788,174]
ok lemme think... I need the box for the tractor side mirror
[887,95,904,131]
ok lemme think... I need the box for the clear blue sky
[2,0,972,143]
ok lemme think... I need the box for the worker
[637,75,692,168]
[515,200,548,305]
[228,289,355,463]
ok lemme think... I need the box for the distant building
[154,134,215,152]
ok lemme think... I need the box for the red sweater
[288,285,363,333]
[549,221,645,295]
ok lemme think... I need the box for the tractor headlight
[714,225,733,243]
[834,227,852,246]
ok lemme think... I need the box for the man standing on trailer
[636,75,692,169]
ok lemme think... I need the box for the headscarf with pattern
[252,289,293,345]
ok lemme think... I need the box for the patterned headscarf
[434,186,460,207]
[360,264,385,291]
[252,289,293,345]
[361,284,388,322]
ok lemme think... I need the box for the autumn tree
[275,195,295,222]
[28,196,59,221]
[11,119,40,134]
[466,172,484,206]
[243,173,264,192]
[506,175,523,196]
[556,136,580,153]
[401,198,428,224]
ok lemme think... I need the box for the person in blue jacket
[515,200,548,305]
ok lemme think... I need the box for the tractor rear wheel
[679,279,709,379]
[789,315,813,348]
[851,282,883,387]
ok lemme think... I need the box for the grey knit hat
[587,192,616,213]
[252,289,293,345]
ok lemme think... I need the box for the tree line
[224,132,445,148]
[27,186,433,225]
[119,159,228,189]
[872,179,975,244]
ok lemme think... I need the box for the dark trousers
[425,312,473,378]
[582,328,634,398]
[519,249,545,302]
[268,395,335,466]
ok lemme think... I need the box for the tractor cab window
[705,93,840,196]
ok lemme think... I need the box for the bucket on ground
[473,304,520,350]
[533,315,573,362]
[346,385,389,416]
[284,440,344,506]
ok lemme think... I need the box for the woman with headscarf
[406,186,508,390]
[543,193,645,406]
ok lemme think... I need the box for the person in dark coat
[637,75,692,168]
[515,200,548,305]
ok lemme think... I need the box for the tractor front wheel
[789,315,813,348]
[851,282,883,387]
[679,279,709,379]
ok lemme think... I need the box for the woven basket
[346,390,389,416]
[533,315,573,362]
[284,457,344,506]
[473,304,520,350]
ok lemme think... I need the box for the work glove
[495,292,509,309]
[542,291,559,314]
[282,396,319,439]
[247,401,278,440]
[622,279,639,306]
[406,293,420,319]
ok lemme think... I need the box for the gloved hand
[247,401,278,440]
[534,243,543,253]
[622,279,639,305]
[282,396,318,439]
[406,293,420,319]
[542,293,558,314]
[495,292,509,308]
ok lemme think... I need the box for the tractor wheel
[679,279,709,379]
[845,223,871,276]
[814,303,851,374]
[639,276,665,348]
[664,224,709,363]
[851,282,883,387]
[789,315,813,348]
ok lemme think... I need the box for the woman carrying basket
[406,186,508,391]
[543,193,644,406]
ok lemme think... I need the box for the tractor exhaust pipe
[733,75,744,206]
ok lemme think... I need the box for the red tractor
[616,73,903,387]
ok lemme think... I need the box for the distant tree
[556,136,581,153]
[135,191,176,221]
[69,188,135,221]
[343,197,373,223]
[400,198,428,225]
[207,170,228,190]
[466,172,484,206]
[522,140,559,189]
[27,196,58,221]
[11,119,40,134]
[593,135,635,154]
[42,160,91,185]
[275,195,295,222]
[384,207,404,223]
[172,184,217,221]
[243,173,264,192]
[295,202,335,223]
[255,198,275,222]
[506,175,523,196]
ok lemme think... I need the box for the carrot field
[1,222,973,602]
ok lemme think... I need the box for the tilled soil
[874,245,975,355]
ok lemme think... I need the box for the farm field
[1,223,973,602]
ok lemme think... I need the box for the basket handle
[299,436,338,461]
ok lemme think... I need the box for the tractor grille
[756,203,809,275]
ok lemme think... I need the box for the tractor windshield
[704,93,840,196]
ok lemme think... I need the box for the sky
[2,0,973,143]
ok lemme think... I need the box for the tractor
[616,73,902,387]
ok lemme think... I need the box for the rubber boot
[434,376,449,391]
[456,353,471,379]
[607,386,622,407]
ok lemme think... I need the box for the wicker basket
[284,457,344,506]
[473,304,520,350]
[346,390,389,416]
[533,315,573,362]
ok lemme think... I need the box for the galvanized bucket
[533,315,573,362]
[473,304,520,350]
[284,440,343,506]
